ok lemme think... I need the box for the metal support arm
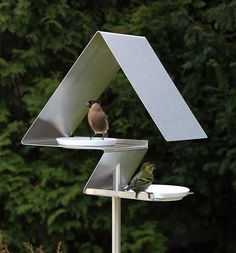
[112,163,121,253]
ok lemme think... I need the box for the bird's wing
[130,170,153,186]
[104,113,109,125]
[104,112,108,120]
[130,171,142,181]
[129,170,149,184]
[128,177,151,191]
[104,112,109,129]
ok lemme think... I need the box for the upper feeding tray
[56,137,117,147]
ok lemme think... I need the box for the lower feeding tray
[56,137,117,147]
[146,184,191,201]
[85,184,192,202]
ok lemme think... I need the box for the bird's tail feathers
[123,185,131,191]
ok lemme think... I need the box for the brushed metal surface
[83,145,148,191]
[22,31,207,145]
[101,32,207,141]
[22,32,120,144]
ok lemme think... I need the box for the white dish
[146,184,190,200]
[56,137,117,147]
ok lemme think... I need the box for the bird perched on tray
[87,100,109,139]
[125,162,155,198]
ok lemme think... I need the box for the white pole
[112,163,121,253]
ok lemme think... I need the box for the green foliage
[122,221,167,253]
[1,0,236,253]
[0,233,62,252]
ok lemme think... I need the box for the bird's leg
[135,191,139,198]
[101,132,107,140]
[91,133,97,139]
[145,191,154,199]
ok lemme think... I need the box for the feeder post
[112,163,121,253]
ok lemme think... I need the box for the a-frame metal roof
[22,31,207,145]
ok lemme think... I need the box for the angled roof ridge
[22,31,207,145]
[99,30,145,39]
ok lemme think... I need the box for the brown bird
[87,100,109,139]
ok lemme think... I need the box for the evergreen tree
[0,1,236,252]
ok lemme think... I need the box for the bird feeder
[22,31,207,253]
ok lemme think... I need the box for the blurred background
[0,0,236,252]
